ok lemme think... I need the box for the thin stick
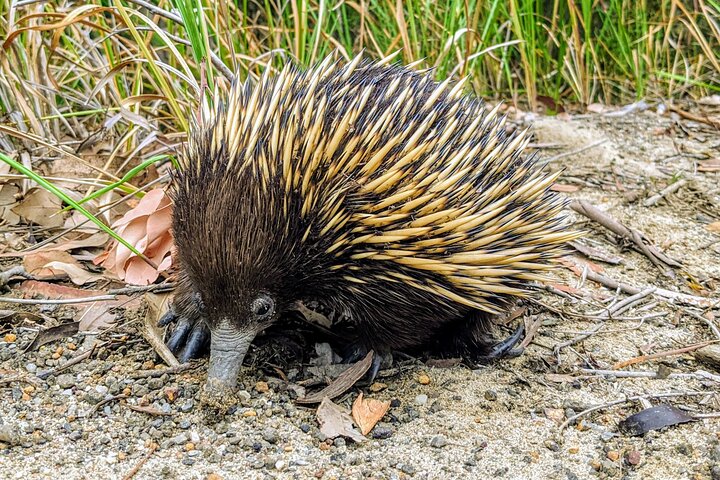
[644,179,688,207]
[0,266,33,286]
[602,287,656,318]
[0,283,174,305]
[584,269,713,308]
[545,139,608,163]
[579,368,720,382]
[121,443,157,480]
[571,200,681,276]
[611,341,717,370]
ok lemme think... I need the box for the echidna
[163,54,577,393]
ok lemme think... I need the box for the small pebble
[417,374,431,385]
[544,440,560,452]
[606,450,620,462]
[275,460,287,471]
[484,390,497,401]
[371,425,394,439]
[25,363,37,374]
[300,424,311,434]
[56,374,76,389]
[3,333,16,343]
[430,435,447,448]
[626,450,641,466]
[255,381,269,393]
[262,429,279,444]
[333,438,346,448]
[414,394,428,406]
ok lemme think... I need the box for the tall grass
[0,0,718,247]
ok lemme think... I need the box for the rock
[371,425,394,439]
[417,374,431,385]
[544,440,560,452]
[255,381,269,393]
[414,394,428,406]
[56,374,75,389]
[484,390,497,401]
[369,382,387,393]
[262,429,279,444]
[712,465,720,480]
[626,450,641,466]
[695,344,720,370]
[147,378,164,390]
[430,435,447,448]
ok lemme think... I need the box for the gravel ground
[1,109,719,479]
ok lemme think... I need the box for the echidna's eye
[251,294,275,319]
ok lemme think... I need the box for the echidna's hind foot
[443,310,525,365]
[341,343,389,384]
[159,288,210,363]
[480,324,524,361]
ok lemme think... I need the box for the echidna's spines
[174,54,579,322]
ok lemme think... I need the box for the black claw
[157,308,177,327]
[341,343,367,364]
[178,322,210,363]
[166,317,194,353]
[366,353,383,384]
[486,324,525,360]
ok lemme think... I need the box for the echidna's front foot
[159,304,210,363]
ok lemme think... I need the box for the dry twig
[571,200,681,276]
[611,341,717,370]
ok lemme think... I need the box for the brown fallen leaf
[351,392,390,435]
[11,187,64,228]
[23,322,80,353]
[317,397,365,443]
[16,280,140,333]
[23,250,79,280]
[297,350,374,404]
[96,188,173,285]
[43,261,103,285]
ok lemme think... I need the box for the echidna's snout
[205,320,255,391]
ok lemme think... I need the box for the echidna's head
[170,157,306,390]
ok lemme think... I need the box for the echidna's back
[180,55,576,319]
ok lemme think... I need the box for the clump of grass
[0,0,718,251]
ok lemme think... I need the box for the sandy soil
[1,108,719,480]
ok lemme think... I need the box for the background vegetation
[0,0,718,246]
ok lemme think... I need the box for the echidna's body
[167,55,577,390]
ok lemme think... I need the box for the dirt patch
[1,110,719,479]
